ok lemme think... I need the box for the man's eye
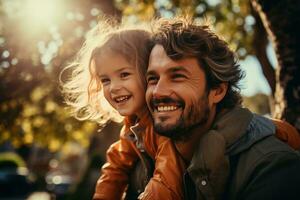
[147,76,158,84]
[172,74,187,80]
[120,72,130,78]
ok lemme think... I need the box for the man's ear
[210,83,228,103]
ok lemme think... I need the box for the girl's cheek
[102,89,111,101]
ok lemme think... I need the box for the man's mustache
[151,97,184,106]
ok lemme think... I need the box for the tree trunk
[251,0,300,131]
[252,6,275,96]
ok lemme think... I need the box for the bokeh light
[21,0,65,32]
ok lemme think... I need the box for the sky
[239,43,276,97]
[240,56,270,96]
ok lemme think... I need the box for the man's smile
[156,105,179,112]
[151,97,184,114]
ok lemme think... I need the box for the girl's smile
[95,51,146,118]
[114,95,131,103]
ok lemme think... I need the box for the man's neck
[174,125,208,163]
[174,110,217,163]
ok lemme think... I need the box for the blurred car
[45,172,73,198]
[0,152,35,199]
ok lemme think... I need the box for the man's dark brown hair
[151,16,244,111]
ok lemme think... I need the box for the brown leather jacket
[93,113,300,200]
[93,114,185,200]
[273,118,300,150]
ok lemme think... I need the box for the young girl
[61,19,186,199]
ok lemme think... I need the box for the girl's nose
[109,81,122,93]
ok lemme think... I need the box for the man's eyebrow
[167,66,190,74]
[146,70,156,77]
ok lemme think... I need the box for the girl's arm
[93,127,139,200]
[139,136,186,200]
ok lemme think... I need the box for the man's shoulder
[242,135,300,162]
[235,135,300,174]
[229,135,300,199]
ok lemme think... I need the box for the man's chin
[153,114,209,142]
[153,119,190,141]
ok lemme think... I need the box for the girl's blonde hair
[60,18,153,125]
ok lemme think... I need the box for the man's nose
[152,79,171,98]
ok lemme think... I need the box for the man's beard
[153,94,210,142]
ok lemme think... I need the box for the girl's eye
[120,72,131,78]
[100,78,110,85]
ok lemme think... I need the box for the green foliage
[117,0,255,59]
[0,0,259,152]
[0,0,99,151]
[243,93,270,115]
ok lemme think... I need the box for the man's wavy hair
[151,16,244,111]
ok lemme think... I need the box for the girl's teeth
[116,96,129,102]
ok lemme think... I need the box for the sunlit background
[0,0,277,199]
[1,0,275,94]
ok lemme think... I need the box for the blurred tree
[0,0,122,193]
[243,93,270,115]
[117,0,255,59]
[251,0,300,130]
[0,0,122,151]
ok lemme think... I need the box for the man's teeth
[157,106,178,112]
[116,96,129,102]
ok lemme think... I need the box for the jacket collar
[227,113,275,155]
[186,106,275,199]
[124,113,152,151]
[212,106,275,155]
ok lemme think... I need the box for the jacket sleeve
[138,137,186,200]
[93,127,139,200]
[239,150,300,200]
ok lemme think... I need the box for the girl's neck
[135,106,149,120]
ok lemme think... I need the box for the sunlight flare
[22,0,65,29]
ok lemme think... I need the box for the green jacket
[184,107,300,200]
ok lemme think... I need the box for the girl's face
[96,51,147,117]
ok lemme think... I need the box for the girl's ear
[209,83,228,104]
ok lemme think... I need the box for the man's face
[146,44,213,141]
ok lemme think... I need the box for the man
[145,16,300,199]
